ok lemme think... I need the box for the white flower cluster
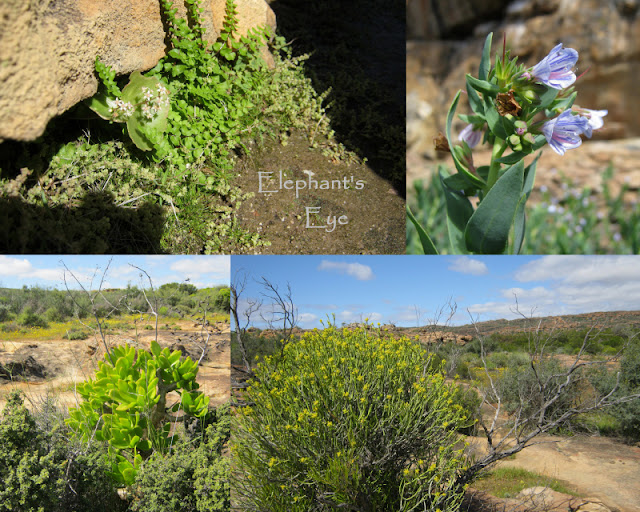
[108,98,135,121]
[140,85,171,120]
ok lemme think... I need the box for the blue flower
[531,43,578,90]
[458,124,483,148]
[542,110,591,155]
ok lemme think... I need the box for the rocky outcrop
[407,0,512,39]
[0,355,46,380]
[0,0,275,142]
[407,0,640,159]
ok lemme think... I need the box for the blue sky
[0,255,229,290]
[233,255,640,328]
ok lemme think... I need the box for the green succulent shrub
[66,341,209,485]
[232,324,473,511]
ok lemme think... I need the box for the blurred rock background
[407,0,640,196]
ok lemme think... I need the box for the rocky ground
[466,432,640,512]
[234,130,405,254]
[0,319,230,410]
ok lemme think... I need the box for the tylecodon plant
[408,33,607,255]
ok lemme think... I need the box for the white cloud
[336,309,383,324]
[515,256,637,285]
[448,256,489,276]
[298,312,319,326]
[0,256,63,282]
[169,257,230,282]
[317,260,374,281]
[469,256,640,321]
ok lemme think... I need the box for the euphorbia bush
[232,324,473,511]
[67,342,209,485]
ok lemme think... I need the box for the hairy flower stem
[485,138,508,194]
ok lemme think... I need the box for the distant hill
[412,310,640,337]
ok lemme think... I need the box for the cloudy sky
[233,255,640,328]
[0,255,230,290]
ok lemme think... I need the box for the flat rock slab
[476,434,640,512]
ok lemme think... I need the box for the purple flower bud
[531,43,578,90]
[542,109,591,156]
[458,124,483,148]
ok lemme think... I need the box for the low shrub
[63,327,90,340]
[497,358,583,431]
[129,405,230,512]
[232,325,473,511]
[604,341,640,442]
[0,304,12,322]
[44,307,64,323]
[0,390,125,512]
[17,307,48,328]
[66,342,210,485]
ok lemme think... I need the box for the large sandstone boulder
[0,0,275,142]
[407,0,640,158]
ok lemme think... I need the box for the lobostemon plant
[408,33,607,255]
[66,342,209,486]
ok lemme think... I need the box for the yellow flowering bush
[232,324,472,511]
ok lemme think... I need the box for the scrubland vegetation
[0,281,231,511]
[0,283,229,339]
[231,318,640,510]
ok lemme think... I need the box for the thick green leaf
[465,160,525,254]
[551,91,577,113]
[479,32,493,81]
[512,195,527,255]
[466,74,500,96]
[476,165,490,181]
[440,169,474,254]
[537,86,559,109]
[150,341,161,357]
[457,113,485,125]
[168,350,182,366]
[122,72,171,151]
[445,91,485,188]
[522,151,541,199]
[496,150,531,164]
[86,91,117,121]
[407,205,439,255]
[466,83,485,116]
[443,172,480,191]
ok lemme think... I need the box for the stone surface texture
[407,0,640,159]
[0,0,275,141]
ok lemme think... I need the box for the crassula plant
[408,33,607,255]
[87,57,171,151]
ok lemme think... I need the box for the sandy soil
[234,131,405,254]
[468,430,640,511]
[0,319,230,411]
